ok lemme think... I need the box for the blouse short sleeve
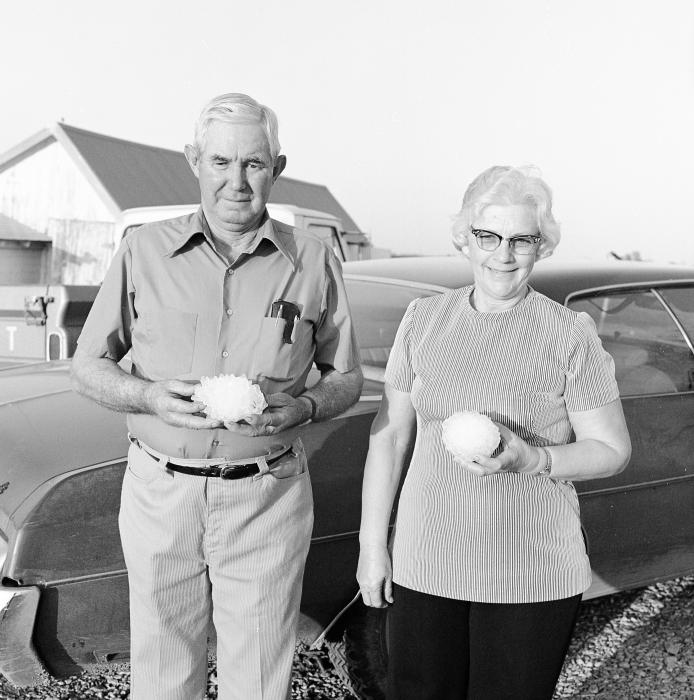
[565,311,620,411]
[384,299,417,392]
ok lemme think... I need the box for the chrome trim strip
[579,472,694,498]
[39,529,363,586]
[0,387,71,408]
[310,530,359,545]
[564,278,694,305]
[41,568,128,587]
[59,455,127,476]
[343,273,450,294]
[620,388,694,399]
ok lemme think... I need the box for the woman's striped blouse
[385,285,620,603]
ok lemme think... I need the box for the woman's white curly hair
[452,165,561,259]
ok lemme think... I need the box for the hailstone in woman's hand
[441,411,500,462]
[192,374,267,423]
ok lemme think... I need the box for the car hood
[0,362,127,534]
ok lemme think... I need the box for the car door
[567,283,694,597]
[299,278,442,625]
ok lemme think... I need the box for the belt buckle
[219,462,249,480]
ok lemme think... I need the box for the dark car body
[1,256,693,685]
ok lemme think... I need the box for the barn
[0,214,51,284]
[0,123,363,284]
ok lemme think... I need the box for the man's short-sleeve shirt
[77,209,359,459]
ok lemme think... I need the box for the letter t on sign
[5,326,17,352]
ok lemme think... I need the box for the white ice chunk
[192,374,267,423]
[441,411,500,462]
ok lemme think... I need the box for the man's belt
[133,438,292,480]
[165,458,289,480]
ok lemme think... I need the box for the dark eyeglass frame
[470,228,542,255]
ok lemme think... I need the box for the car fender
[0,584,46,686]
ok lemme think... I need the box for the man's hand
[70,353,221,429]
[222,366,362,437]
[223,392,309,437]
[144,380,222,430]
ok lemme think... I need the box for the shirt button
[227,268,234,276]
[212,440,219,447]
[222,351,229,358]
[226,308,233,316]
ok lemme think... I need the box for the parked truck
[0,203,373,367]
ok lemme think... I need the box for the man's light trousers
[119,440,314,700]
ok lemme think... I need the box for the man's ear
[184,144,200,177]
[272,155,287,182]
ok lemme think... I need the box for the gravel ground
[2,575,692,699]
[554,575,694,699]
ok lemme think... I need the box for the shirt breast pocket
[252,316,296,382]
[134,308,198,378]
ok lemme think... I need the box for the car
[1,256,693,699]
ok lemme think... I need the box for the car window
[569,289,694,396]
[658,287,694,344]
[345,279,439,371]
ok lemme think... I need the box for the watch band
[537,446,553,477]
[299,394,317,421]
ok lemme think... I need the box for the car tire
[326,603,388,700]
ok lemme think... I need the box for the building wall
[0,141,117,284]
[0,141,114,231]
[47,219,115,284]
[0,240,51,284]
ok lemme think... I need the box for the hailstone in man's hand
[441,411,500,462]
[192,374,267,423]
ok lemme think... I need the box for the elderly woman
[357,165,631,700]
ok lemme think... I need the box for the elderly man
[71,93,362,700]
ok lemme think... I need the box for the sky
[1,0,693,263]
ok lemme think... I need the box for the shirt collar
[163,208,206,256]
[165,207,296,268]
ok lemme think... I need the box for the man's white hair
[193,93,281,159]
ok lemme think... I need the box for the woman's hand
[357,544,394,608]
[457,423,542,477]
[457,400,631,481]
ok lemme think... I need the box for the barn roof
[0,124,361,232]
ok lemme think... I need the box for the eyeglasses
[470,228,541,255]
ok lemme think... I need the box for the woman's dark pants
[386,583,581,700]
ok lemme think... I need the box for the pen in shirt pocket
[270,300,300,344]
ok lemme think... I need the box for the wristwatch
[299,394,317,421]
[537,446,553,477]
